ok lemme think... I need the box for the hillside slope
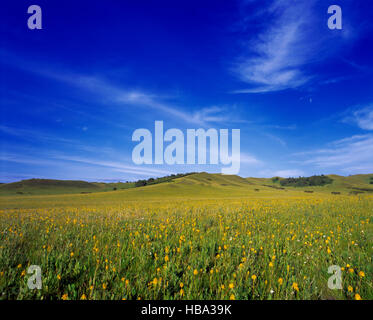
[0,173,372,200]
[0,178,129,195]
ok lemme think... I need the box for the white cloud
[265,124,297,130]
[0,153,59,167]
[295,134,373,173]
[233,0,318,93]
[240,153,263,165]
[264,133,287,147]
[0,125,75,144]
[53,155,172,176]
[190,106,229,124]
[274,169,304,177]
[349,105,373,130]
[0,51,233,126]
[0,152,173,181]
[76,82,238,126]
[51,72,243,126]
[259,169,304,178]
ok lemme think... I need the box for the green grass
[0,178,134,196]
[0,173,195,196]
[1,172,373,210]
[0,173,372,300]
[2,173,373,197]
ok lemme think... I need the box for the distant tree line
[274,175,333,187]
[370,177,373,184]
[134,173,196,188]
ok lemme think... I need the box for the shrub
[134,173,196,188]
[135,180,147,187]
[279,175,333,187]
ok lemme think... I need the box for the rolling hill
[0,178,131,195]
[0,173,372,200]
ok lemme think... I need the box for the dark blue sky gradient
[1,0,373,182]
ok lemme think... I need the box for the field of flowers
[0,195,372,300]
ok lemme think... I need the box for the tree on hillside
[279,175,333,187]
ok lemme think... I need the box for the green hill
[0,173,193,196]
[0,173,296,209]
[0,178,131,195]
[252,173,373,195]
[1,173,373,200]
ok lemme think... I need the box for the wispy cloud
[258,168,304,178]
[233,0,319,93]
[38,71,202,125]
[0,125,75,144]
[240,153,263,165]
[0,125,117,155]
[344,104,373,130]
[294,134,373,173]
[274,169,304,177]
[63,77,244,126]
[264,124,296,130]
[0,50,234,126]
[52,155,172,176]
[263,132,287,147]
[0,153,59,167]
[0,151,172,178]
[190,106,229,124]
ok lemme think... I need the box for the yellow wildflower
[292,282,299,292]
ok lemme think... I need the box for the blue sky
[1,0,373,182]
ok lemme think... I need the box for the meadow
[0,173,372,300]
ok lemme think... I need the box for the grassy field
[0,179,134,196]
[0,173,372,300]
